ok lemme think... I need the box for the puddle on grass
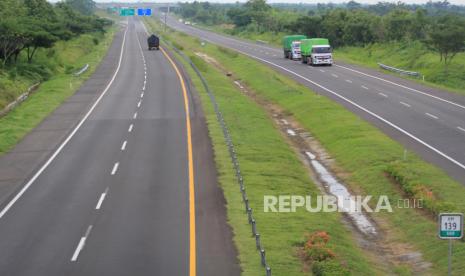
[306,151,377,236]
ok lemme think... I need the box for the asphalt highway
[0,18,239,276]
[160,14,465,184]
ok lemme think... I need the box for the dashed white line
[128,124,133,132]
[331,74,339,78]
[457,126,465,132]
[111,162,119,175]
[400,102,411,108]
[95,188,109,210]
[425,113,438,119]
[319,69,325,73]
[121,140,127,151]
[133,112,138,119]
[137,101,141,108]
[141,92,144,97]
[71,225,93,262]
[346,79,352,83]
[361,85,369,90]
[0,21,130,220]
[184,27,465,171]
[378,92,388,98]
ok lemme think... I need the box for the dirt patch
[193,52,433,274]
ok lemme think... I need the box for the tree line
[0,0,111,65]
[175,0,465,66]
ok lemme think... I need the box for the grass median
[146,17,465,275]
[0,25,117,155]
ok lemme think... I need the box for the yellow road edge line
[160,46,196,276]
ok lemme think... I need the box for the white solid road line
[71,225,93,262]
[335,64,465,111]
[0,21,129,220]
[457,126,465,132]
[400,101,411,108]
[221,47,465,171]
[426,113,439,119]
[378,92,388,98]
[95,188,108,210]
[133,112,138,119]
[128,124,133,132]
[121,140,127,151]
[111,162,119,175]
[361,85,369,90]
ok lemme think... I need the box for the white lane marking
[95,188,109,210]
[128,124,133,132]
[335,64,465,111]
[137,101,141,108]
[0,21,129,220]
[361,85,369,90]
[457,126,465,132]
[331,74,339,78]
[305,151,316,160]
[71,225,93,262]
[400,101,411,108]
[378,92,388,98]
[141,92,144,98]
[111,162,119,175]
[144,80,146,85]
[426,113,439,119]
[133,112,138,119]
[319,69,325,73]
[219,48,465,171]
[121,140,127,151]
[346,79,352,83]
[287,129,296,136]
[265,52,269,55]
[273,54,277,57]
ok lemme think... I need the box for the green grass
[146,18,465,275]
[0,25,117,155]
[147,19,390,276]
[334,41,465,96]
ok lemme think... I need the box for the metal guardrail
[161,39,272,276]
[377,63,420,77]
[0,82,40,118]
[74,64,89,76]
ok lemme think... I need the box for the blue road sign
[137,8,152,16]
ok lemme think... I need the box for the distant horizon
[47,0,465,5]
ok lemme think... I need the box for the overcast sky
[84,0,465,4]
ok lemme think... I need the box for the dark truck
[147,34,159,50]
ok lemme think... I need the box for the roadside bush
[304,231,335,262]
[312,260,351,276]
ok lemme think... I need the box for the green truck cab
[282,35,307,59]
[300,38,333,66]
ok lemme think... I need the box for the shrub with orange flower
[304,231,336,262]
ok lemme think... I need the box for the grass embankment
[335,41,465,95]
[146,19,378,275]
[0,25,117,155]
[146,17,465,275]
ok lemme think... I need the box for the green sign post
[119,8,135,16]
[438,213,463,276]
